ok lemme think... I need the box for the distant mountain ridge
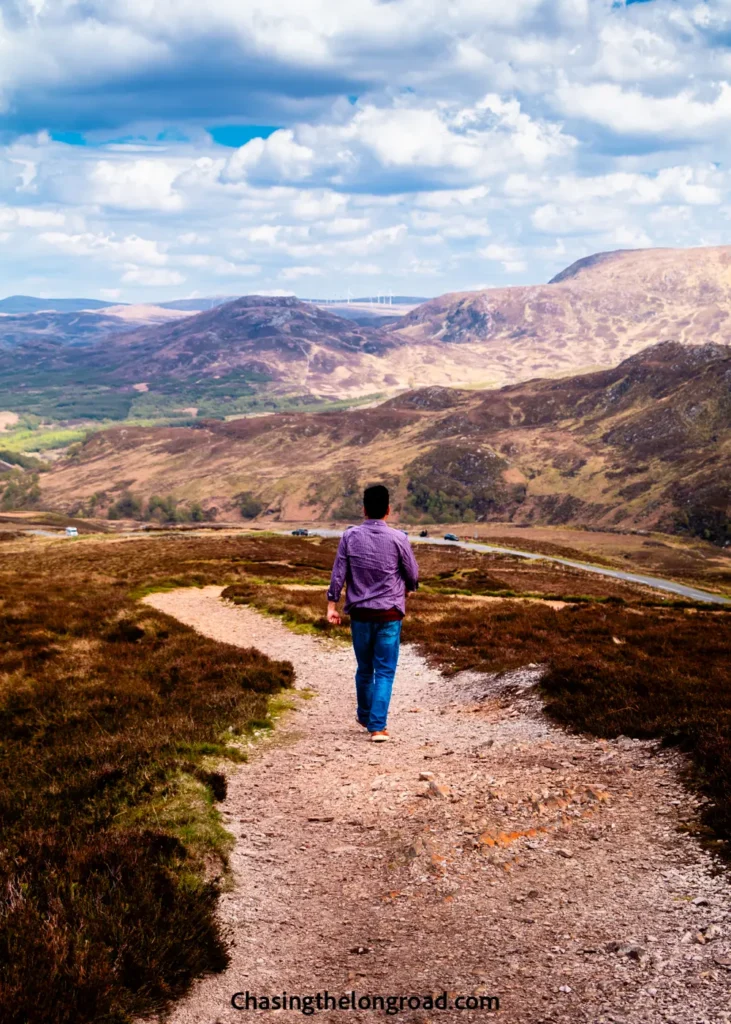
[0,295,236,315]
[155,297,235,312]
[86,295,400,397]
[0,310,138,350]
[4,245,731,414]
[86,244,731,398]
[0,295,115,314]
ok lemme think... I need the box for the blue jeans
[351,619,402,733]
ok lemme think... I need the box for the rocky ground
[143,586,731,1024]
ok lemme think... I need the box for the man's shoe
[370,730,390,743]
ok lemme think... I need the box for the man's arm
[326,534,348,625]
[398,537,419,593]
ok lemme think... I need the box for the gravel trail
[144,586,731,1024]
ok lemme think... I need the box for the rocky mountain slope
[393,244,731,381]
[41,342,731,543]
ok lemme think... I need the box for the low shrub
[234,491,264,519]
[0,541,294,1024]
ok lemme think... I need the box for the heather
[0,535,298,1024]
[2,531,730,1023]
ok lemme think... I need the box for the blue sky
[0,0,729,301]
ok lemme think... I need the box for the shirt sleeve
[398,537,419,592]
[327,534,348,602]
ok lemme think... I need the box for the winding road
[300,529,730,606]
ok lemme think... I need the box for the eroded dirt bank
[144,586,731,1024]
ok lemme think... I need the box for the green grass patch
[0,426,88,452]
[246,717,274,731]
[268,693,299,717]
[114,771,234,867]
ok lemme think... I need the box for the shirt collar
[363,518,388,527]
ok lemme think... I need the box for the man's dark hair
[363,484,389,519]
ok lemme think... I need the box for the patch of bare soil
[143,587,731,1024]
[0,410,19,431]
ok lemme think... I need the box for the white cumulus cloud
[1,0,731,300]
[122,267,185,287]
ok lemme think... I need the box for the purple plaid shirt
[327,520,419,615]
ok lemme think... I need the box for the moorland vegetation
[1,531,730,1022]
[0,534,297,1024]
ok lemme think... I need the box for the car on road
[443,533,459,542]
[419,529,429,537]
[291,528,309,537]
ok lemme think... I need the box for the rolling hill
[39,341,731,544]
[106,295,401,394]
[0,304,190,354]
[0,309,138,351]
[0,304,192,421]
[0,295,115,314]
[3,244,731,424]
[0,295,235,314]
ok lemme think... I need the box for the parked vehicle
[65,526,79,538]
[291,528,309,537]
[443,533,459,542]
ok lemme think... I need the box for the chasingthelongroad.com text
[231,991,499,1015]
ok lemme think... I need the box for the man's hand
[327,601,342,626]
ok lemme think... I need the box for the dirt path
[144,587,731,1024]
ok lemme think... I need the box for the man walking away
[327,484,419,742]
